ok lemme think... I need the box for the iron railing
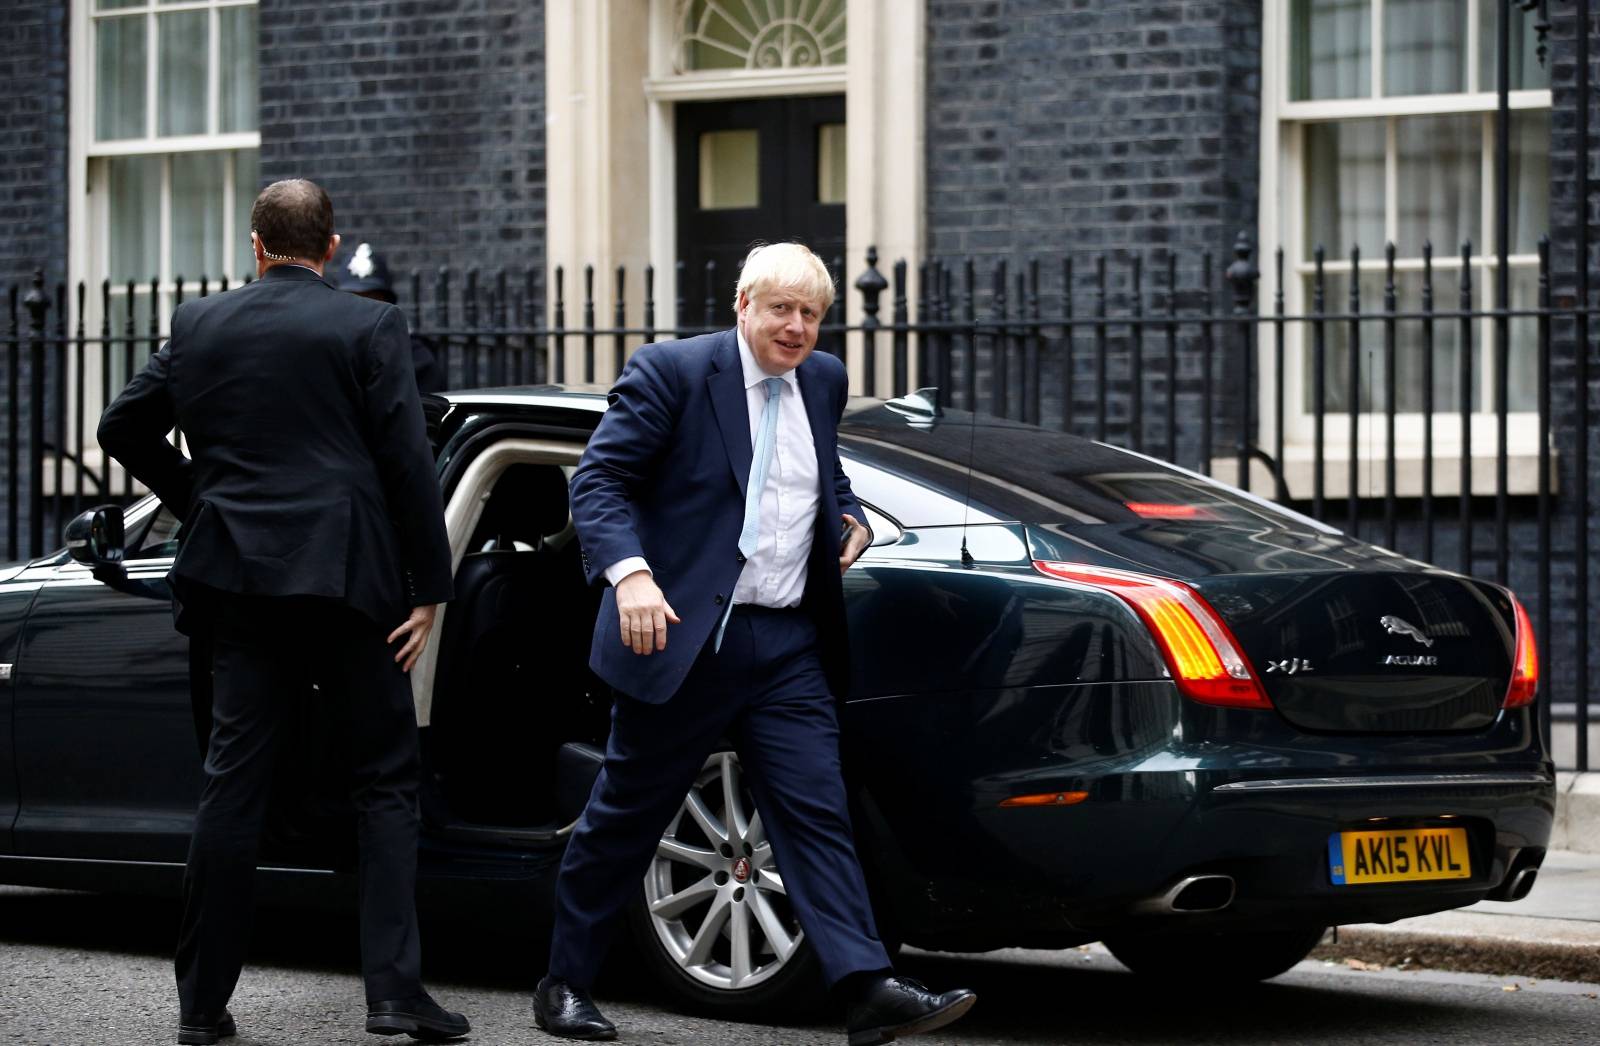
[2,234,1594,770]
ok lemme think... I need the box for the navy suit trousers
[547,605,890,988]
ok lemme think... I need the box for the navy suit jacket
[570,328,863,705]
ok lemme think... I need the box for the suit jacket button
[714,594,725,606]
[736,552,746,563]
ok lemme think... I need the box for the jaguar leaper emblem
[1380,615,1433,648]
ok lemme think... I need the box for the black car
[0,387,1553,1014]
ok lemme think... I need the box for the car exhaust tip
[1491,866,1538,903]
[1135,874,1236,915]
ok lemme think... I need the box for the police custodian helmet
[331,242,397,304]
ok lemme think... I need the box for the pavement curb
[1552,772,1599,855]
[1312,928,1600,985]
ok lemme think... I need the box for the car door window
[127,505,182,560]
[859,502,903,547]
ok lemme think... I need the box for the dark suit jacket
[570,328,863,705]
[97,264,453,633]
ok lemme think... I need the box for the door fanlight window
[677,0,846,72]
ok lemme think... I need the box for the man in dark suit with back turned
[97,179,470,1045]
[535,243,975,1045]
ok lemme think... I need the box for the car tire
[1103,924,1328,983]
[625,751,826,1018]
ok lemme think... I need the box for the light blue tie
[716,376,785,651]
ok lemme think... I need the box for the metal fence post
[891,258,908,398]
[854,247,887,398]
[1574,0,1591,773]
[24,270,49,558]
[1226,233,1259,493]
[6,284,18,561]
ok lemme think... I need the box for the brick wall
[923,0,1263,460]
[258,0,547,296]
[1539,5,1600,745]
[0,0,68,293]
[0,0,68,561]
[925,0,1260,263]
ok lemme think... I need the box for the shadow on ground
[0,885,1582,1045]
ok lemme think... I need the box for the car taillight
[1504,595,1538,708]
[1032,560,1271,709]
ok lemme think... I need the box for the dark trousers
[175,593,424,1016]
[547,605,891,988]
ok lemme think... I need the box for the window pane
[233,150,260,279]
[1302,269,1383,413]
[1304,268,1481,414]
[96,0,143,9]
[699,130,758,210]
[1391,270,1471,414]
[1384,0,1467,96]
[680,0,846,71]
[1479,0,1552,91]
[817,123,846,204]
[108,155,162,283]
[1505,265,1539,412]
[218,6,258,133]
[96,14,147,141]
[1509,109,1549,254]
[106,290,159,391]
[684,6,753,71]
[172,152,225,280]
[1396,114,1481,257]
[158,10,209,136]
[1290,0,1371,101]
[1304,120,1384,260]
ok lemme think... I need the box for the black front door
[676,95,846,328]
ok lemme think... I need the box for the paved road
[1,886,1595,1046]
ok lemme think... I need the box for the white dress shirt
[603,328,820,608]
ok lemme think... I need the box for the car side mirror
[884,388,942,430]
[64,505,126,566]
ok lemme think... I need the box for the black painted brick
[257,0,546,299]
[924,0,1262,467]
[0,0,69,560]
[1535,6,1600,722]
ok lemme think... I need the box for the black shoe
[532,976,617,1041]
[366,992,471,1041]
[177,1008,237,1045]
[844,975,977,1046]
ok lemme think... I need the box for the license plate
[1327,827,1471,885]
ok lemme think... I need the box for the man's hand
[617,570,681,655]
[839,513,870,575]
[387,604,439,673]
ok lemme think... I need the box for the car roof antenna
[959,398,977,568]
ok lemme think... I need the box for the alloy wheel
[642,751,803,990]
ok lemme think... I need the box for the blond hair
[732,242,836,316]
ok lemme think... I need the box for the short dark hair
[250,179,335,262]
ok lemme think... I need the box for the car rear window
[838,402,1332,533]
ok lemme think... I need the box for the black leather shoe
[844,975,977,1046]
[532,976,617,1041]
[366,992,471,1041]
[177,1008,236,1045]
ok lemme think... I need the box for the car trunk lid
[1187,571,1517,733]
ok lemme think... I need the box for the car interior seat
[431,463,598,827]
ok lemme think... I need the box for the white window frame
[68,0,260,477]
[1256,0,1552,499]
[69,0,261,338]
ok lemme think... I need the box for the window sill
[1209,445,1557,501]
